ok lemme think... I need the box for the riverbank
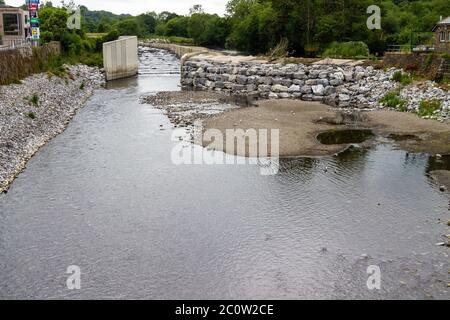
[142,90,450,157]
[178,52,450,122]
[0,65,105,193]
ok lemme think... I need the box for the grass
[25,111,36,119]
[86,33,107,39]
[392,71,412,85]
[267,38,289,61]
[79,81,85,90]
[145,35,195,46]
[418,99,441,117]
[322,41,370,59]
[379,90,407,111]
[38,56,68,78]
[29,94,39,107]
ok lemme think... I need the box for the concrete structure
[433,16,450,53]
[0,5,29,47]
[142,42,208,58]
[103,36,138,81]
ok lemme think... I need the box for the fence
[0,39,31,51]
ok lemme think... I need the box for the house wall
[434,25,450,53]
[0,7,27,46]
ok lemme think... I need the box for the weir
[103,36,139,81]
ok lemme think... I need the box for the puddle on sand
[316,129,374,145]
[427,154,450,172]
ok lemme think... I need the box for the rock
[440,185,447,192]
[278,92,290,99]
[236,75,247,85]
[305,79,318,86]
[339,94,351,101]
[324,86,336,95]
[312,84,325,96]
[288,85,301,93]
[301,85,312,94]
[271,84,289,93]
[258,85,271,92]
[258,77,272,85]
[268,92,278,99]
[293,71,307,79]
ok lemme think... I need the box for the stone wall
[383,52,444,79]
[433,24,450,54]
[0,41,61,85]
[181,57,398,108]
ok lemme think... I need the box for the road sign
[28,4,38,11]
[30,17,40,24]
[31,27,40,40]
[26,0,40,4]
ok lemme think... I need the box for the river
[0,49,448,299]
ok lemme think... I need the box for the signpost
[26,0,40,44]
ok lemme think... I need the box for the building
[0,5,30,47]
[433,16,450,53]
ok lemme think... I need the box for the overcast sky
[5,0,229,16]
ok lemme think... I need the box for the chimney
[440,16,443,21]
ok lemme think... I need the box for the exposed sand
[202,99,450,157]
[143,92,450,158]
[430,170,450,193]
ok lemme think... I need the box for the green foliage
[267,38,289,61]
[29,94,39,107]
[79,81,85,90]
[26,112,36,120]
[36,1,450,59]
[322,42,370,59]
[392,71,412,85]
[424,53,434,70]
[379,91,407,111]
[418,99,442,117]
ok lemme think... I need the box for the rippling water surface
[0,49,449,299]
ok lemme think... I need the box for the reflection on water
[427,154,450,172]
[316,129,374,145]
[0,49,448,300]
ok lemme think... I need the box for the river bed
[0,49,448,299]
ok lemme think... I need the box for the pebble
[0,64,105,192]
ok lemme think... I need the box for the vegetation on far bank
[36,0,450,60]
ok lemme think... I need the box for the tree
[189,4,204,16]
[114,18,139,36]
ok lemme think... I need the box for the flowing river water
[0,49,449,299]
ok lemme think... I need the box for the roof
[433,16,450,31]
[438,16,450,24]
[0,4,20,9]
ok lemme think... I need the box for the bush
[267,38,289,61]
[392,71,412,85]
[418,99,441,117]
[379,91,407,111]
[322,41,370,59]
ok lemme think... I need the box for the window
[448,32,450,42]
[439,31,446,42]
[2,13,22,36]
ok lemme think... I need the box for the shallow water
[0,49,449,299]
